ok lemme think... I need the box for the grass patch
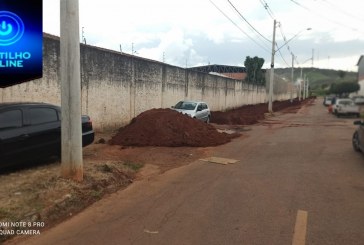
[123,161,144,171]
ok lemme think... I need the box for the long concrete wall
[0,34,290,131]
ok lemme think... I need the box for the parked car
[171,100,211,123]
[332,98,360,117]
[0,102,94,168]
[353,96,364,105]
[353,120,364,152]
[323,96,334,106]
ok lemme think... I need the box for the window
[30,108,58,125]
[0,110,22,129]
[175,102,197,110]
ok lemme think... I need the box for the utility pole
[298,80,302,101]
[60,0,83,181]
[268,19,276,113]
[303,74,306,99]
[290,53,294,102]
[306,78,309,98]
[81,26,86,44]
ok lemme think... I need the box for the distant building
[357,55,364,95]
[188,64,247,80]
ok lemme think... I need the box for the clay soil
[109,108,240,147]
[1,98,310,243]
[211,98,307,125]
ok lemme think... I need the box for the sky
[43,0,364,72]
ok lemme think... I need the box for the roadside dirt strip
[7,98,364,245]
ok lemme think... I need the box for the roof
[188,64,246,74]
[357,55,364,66]
[0,102,59,109]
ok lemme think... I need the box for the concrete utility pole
[268,19,277,113]
[60,0,83,181]
[299,67,303,101]
[306,78,309,98]
[298,80,302,101]
[303,74,306,99]
[290,53,294,102]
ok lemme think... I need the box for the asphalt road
[9,98,364,245]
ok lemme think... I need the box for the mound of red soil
[211,98,309,125]
[109,109,239,147]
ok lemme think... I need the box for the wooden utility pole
[60,0,83,181]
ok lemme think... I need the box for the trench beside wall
[0,34,291,131]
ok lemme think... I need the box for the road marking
[143,229,159,234]
[199,157,239,165]
[292,210,308,245]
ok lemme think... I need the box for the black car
[0,102,94,168]
[353,120,364,153]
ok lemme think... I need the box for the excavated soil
[211,99,307,125]
[109,99,311,147]
[109,108,239,147]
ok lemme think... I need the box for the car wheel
[353,131,361,152]
[206,116,210,123]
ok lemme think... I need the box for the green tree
[338,70,346,79]
[244,56,266,85]
[329,81,360,96]
[321,83,328,89]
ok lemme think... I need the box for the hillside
[274,68,358,94]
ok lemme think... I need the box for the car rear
[81,115,95,147]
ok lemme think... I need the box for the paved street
[10,98,364,245]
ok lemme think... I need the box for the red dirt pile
[109,109,239,147]
[211,98,309,125]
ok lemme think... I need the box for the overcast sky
[43,0,364,71]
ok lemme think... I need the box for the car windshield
[174,102,197,110]
[339,100,354,105]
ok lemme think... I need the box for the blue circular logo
[0,11,24,46]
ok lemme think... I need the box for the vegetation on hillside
[274,67,358,95]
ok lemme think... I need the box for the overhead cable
[227,0,271,43]
[208,0,271,53]
[276,43,290,67]
[289,0,364,34]
[259,0,275,19]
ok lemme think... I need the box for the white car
[333,98,360,117]
[353,96,364,105]
[323,96,333,106]
[172,101,211,123]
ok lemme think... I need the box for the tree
[338,70,346,79]
[329,81,360,96]
[244,56,266,85]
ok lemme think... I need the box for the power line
[227,0,271,43]
[289,0,364,34]
[277,24,295,54]
[259,0,275,19]
[321,0,364,23]
[276,43,290,67]
[257,0,292,67]
[208,0,270,53]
